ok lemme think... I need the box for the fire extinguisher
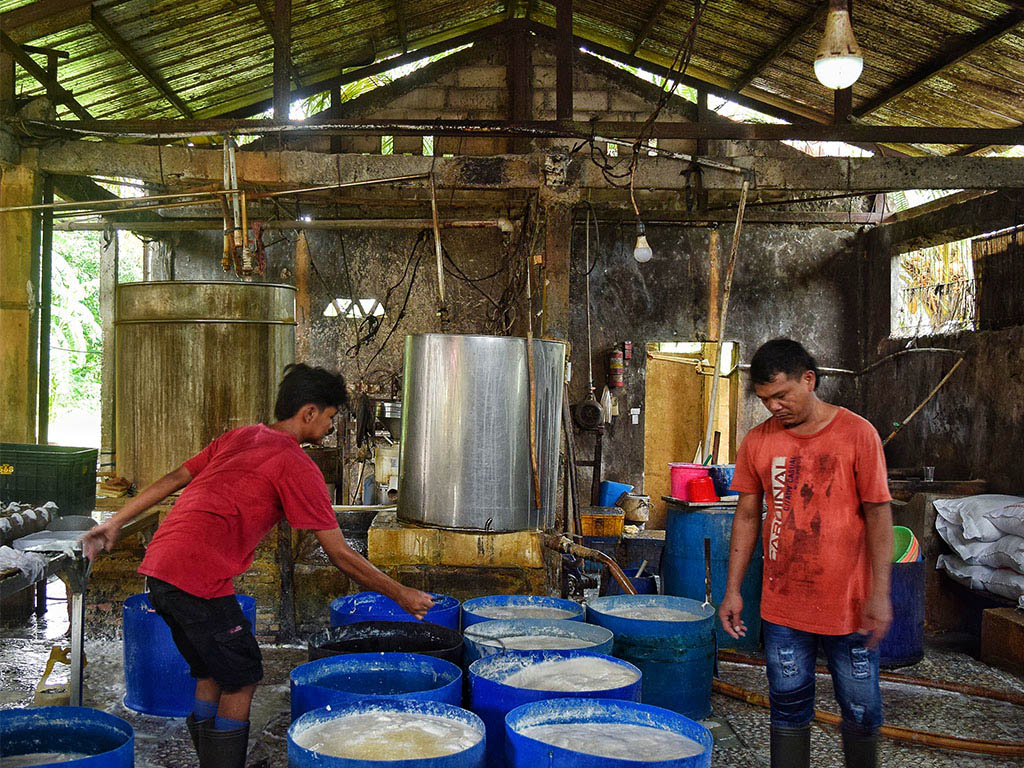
[609,348,625,388]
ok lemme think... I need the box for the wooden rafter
[273,0,291,120]
[395,0,409,53]
[854,9,1024,119]
[91,9,193,118]
[630,0,670,56]
[732,3,827,92]
[0,0,95,32]
[0,29,91,119]
[253,0,303,88]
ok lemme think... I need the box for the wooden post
[555,0,573,121]
[0,163,40,442]
[273,0,291,121]
[0,50,13,117]
[834,86,852,124]
[541,195,572,340]
[507,20,532,153]
[294,231,311,361]
[99,227,119,466]
[707,227,720,339]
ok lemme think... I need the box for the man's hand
[396,588,435,620]
[79,520,122,561]
[858,592,892,649]
[719,591,746,639]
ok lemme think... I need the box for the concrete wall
[568,222,863,494]
[858,225,1024,494]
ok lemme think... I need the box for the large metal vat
[398,334,565,531]
[115,281,295,488]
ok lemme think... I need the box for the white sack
[933,495,1024,541]
[937,554,1024,604]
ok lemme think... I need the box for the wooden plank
[854,10,1024,118]
[90,9,193,118]
[555,0,573,121]
[0,30,92,119]
[252,0,302,88]
[273,0,291,120]
[395,0,409,53]
[542,197,572,339]
[0,0,95,33]
[732,3,827,92]
[629,0,670,56]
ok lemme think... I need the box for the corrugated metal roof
[3,0,1022,153]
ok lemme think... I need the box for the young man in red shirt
[719,339,893,768]
[82,363,434,768]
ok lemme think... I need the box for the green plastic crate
[0,443,98,517]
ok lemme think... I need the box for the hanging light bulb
[633,221,653,263]
[814,0,863,90]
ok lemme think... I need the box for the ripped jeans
[763,620,883,735]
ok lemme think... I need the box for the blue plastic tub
[707,465,735,497]
[602,567,658,597]
[506,698,712,768]
[461,595,584,628]
[661,506,762,651]
[462,619,614,665]
[0,706,134,767]
[598,481,634,507]
[879,560,925,667]
[330,591,461,630]
[469,650,641,767]
[290,651,463,721]
[288,699,485,768]
[123,592,256,717]
[587,595,715,720]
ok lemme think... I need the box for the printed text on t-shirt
[769,455,801,561]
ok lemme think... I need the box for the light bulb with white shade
[815,0,863,90]
[633,222,653,263]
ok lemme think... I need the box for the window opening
[891,239,976,338]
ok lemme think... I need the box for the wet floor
[1,580,1022,767]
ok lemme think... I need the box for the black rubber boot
[770,724,811,768]
[840,728,878,768]
[185,714,208,765]
[205,723,250,768]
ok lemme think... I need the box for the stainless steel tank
[398,333,566,532]
[115,281,295,488]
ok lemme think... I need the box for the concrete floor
[1,581,1022,767]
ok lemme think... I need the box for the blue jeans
[763,620,883,735]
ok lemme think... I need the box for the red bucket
[669,463,710,500]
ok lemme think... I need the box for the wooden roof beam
[0,0,95,35]
[732,3,827,93]
[273,0,291,120]
[91,9,193,118]
[253,0,303,88]
[630,0,670,56]
[854,8,1024,119]
[395,0,409,53]
[0,29,92,119]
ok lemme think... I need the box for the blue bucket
[462,619,614,665]
[506,698,712,768]
[0,706,134,767]
[707,465,735,497]
[587,595,715,720]
[469,650,641,767]
[662,506,762,651]
[602,567,658,597]
[330,592,461,630]
[879,560,925,667]
[288,699,485,768]
[461,595,584,628]
[598,481,634,507]
[290,652,463,721]
[123,592,257,717]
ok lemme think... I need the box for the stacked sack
[934,495,1024,608]
[0,501,58,546]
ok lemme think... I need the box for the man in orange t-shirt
[719,339,892,768]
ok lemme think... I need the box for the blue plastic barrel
[469,650,641,767]
[461,595,584,628]
[288,700,485,768]
[0,706,134,767]
[290,651,463,721]
[602,567,658,597]
[462,619,614,664]
[330,592,460,630]
[587,595,715,720]
[123,592,257,717]
[662,506,763,651]
[879,560,925,667]
[506,698,712,768]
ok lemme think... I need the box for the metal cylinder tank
[115,281,295,488]
[398,334,565,532]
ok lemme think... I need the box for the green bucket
[892,525,916,563]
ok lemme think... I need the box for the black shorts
[146,577,263,692]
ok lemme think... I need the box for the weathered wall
[858,225,1024,494]
[568,222,863,495]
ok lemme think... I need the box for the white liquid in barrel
[603,605,702,621]
[473,605,576,620]
[502,656,639,691]
[480,634,596,650]
[519,722,705,760]
[0,754,91,767]
[294,710,482,760]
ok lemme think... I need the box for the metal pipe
[54,218,510,231]
[240,190,252,274]
[544,534,638,596]
[0,188,236,213]
[228,138,243,265]
[429,173,446,317]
